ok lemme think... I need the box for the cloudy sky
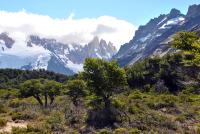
[0,0,199,49]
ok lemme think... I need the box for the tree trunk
[104,96,111,110]
[45,93,48,108]
[34,95,43,106]
[50,96,54,105]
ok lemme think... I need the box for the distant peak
[92,36,99,43]
[100,39,107,44]
[168,8,182,18]
[187,4,200,18]
[0,32,15,48]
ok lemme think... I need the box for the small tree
[43,80,61,107]
[172,31,200,65]
[20,79,43,106]
[83,58,127,109]
[66,79,87,106]
[20,79,61,108]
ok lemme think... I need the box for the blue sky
[0,0,199,25]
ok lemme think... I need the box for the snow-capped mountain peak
[0,34,117,75]
[114,4,200,67]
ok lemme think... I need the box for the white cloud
[0,10,137,49]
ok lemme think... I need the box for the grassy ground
[0,88,200,134]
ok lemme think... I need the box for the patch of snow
[94,49,98,52]
[157,17,167,26]
[75,46,79,50]
[0,54,36,69]
[0,40,5,45]
[64,49,69,55]
[68,44,74,51]
[129,53,142,65]
[0,40,7,51]
[139,34,151,43]
[0,37,51,69]
[96,53,102,59]
[32,54,51,70]
[107,53,111,58]
[66,60,83,73]
[130,44,138,50]
[159,17,185,29]
[155,33,162,37]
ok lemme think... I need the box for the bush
[11,125,49,134]
[175,115,186,123]
[112,99,126,109]
[11,112,36,121]
[0,118,7,127]
[113,128,128,134]
[128,128,141,134]
[128,91,143,100]
[9,99,26,108]
[98,129,111,134]
[45,113,64,132]
[0,104,8,113]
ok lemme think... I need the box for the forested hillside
[0,31,200,133]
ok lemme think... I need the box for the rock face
[114,4,200,66]
[0,34,117,75]
[0,33,15,50]
[187,4,200,18]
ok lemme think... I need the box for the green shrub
[11,112,35,121]
[45,113,64,132]
[11,125,49,134]
[0,104,8,113]
[128,92,143,100]
[175,115,186,123]
[9,99,27,108]
[128,106,142,114]
[113,128,128,134]
[98,129,111,134]
[0,118,7,127]
[0,89,18,99]
[128,128,141,134]
[112,99,126,109]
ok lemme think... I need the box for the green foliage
[0,118,7,127]
[126,54,184,93]
[11,125,49,134]
[0,104,8,113]
[11,111,36,121]
[45,113,64,132]
[98,129,111,134]
[9,98,27,108]
[172,31,200,66]
[66,79,87,106]
[128,128,141,134]
[20,79,61,107]
[113,128,127,134]
[0,69,68,89]
[0,33,199,133]
[83,58,127,108]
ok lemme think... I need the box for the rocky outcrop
[0,33,15,49]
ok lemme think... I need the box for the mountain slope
[114,4,200,66]
[0,34,117,75]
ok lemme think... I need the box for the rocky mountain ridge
[0,34,117,75]
[114,4,200,66]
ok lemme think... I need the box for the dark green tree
[66,79,87,106]
[83,58,127,109]
[172,31,200,66]
[43,80,62,107]
[20,79,61,108]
